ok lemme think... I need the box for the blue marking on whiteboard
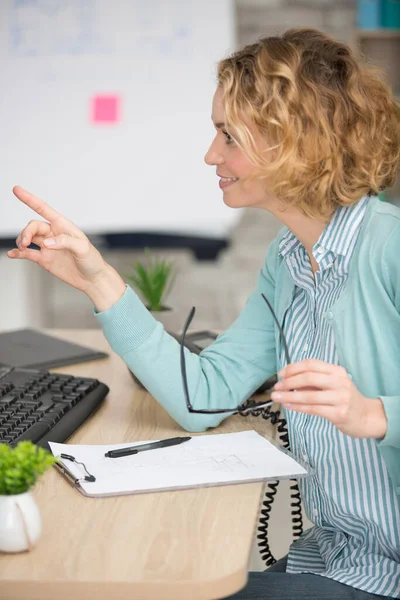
[175,27,189,39]
[9,0,193,59]
[9,0,110,57]
[132,0,193,59]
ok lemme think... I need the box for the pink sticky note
[91,95,120,124]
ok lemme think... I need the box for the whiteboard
[0,0,240,239]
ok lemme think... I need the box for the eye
[222,130,234,145]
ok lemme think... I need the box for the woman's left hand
[271,359,387,439]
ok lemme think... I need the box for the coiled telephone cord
[239,400,303,567]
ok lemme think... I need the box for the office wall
[2,0,359,332]
[237,0,356,47]
[0,255,47,330]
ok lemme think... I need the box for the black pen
[104,436,192,458]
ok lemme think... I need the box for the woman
[8,28,400,599]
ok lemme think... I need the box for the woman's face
[204,87,276,210]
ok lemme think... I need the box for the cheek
[232,156,255,179]
[239,177,265,198]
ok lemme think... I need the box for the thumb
[42,234,90,257]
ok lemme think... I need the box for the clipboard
[49,431,310,498]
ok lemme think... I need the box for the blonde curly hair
[217,28,400,219]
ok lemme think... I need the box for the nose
[204,137,225,166]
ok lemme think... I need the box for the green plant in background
[0,441,57,495]
[124,248,176,312]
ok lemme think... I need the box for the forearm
[85,263,126,312]
[94,284,275,431]
[93,268,277,430]
[92,243,279,431]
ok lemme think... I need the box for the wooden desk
[0,330,277,600]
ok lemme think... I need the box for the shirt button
[302,454,308,463]
[313,508,318,517]
[316,247,324,254]
[326,310,333,320]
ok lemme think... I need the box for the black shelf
[0,232,229,262]
[103,232,229,261]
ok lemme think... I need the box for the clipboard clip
[58,453,96,483]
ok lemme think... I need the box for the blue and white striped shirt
[280,197,400,597]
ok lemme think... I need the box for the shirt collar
[278,229,300,258]
[315,196,369,257]
[278,196,369,259]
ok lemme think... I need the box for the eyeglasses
[180,293,291,416]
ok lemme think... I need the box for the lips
[219,177,239,190]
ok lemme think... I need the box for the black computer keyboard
[0,366,109,449]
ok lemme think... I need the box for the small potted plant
[124,248,177,330]
[0,441,57,552]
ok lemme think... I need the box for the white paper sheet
[49,431,309,497]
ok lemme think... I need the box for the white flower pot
[0,491,41,553]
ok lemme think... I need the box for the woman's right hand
[7,186,126,310]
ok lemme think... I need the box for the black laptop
[0,328,108,370]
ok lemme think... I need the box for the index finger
[13,186,61,222]
[279,359,338,378]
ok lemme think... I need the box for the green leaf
[123,248,176,312]
[0,441,57,495]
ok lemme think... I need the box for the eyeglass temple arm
[181,295,290,412]
[180,306,196,410]
[260,294,291,367]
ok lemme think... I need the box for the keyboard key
[75,384,92,393]
[50,384,64,393]
[0,384,13,397]
[63,385,77,393]
[3,409,15,418]
[14,424,28,435]
[25,392,41,401]
[61,395,78,406]
[51,394,66,402]
[1,394,18,406]
[11,415,24,425]
[16,400,40,410]
[14,421,52,443]
[35,393,61,412]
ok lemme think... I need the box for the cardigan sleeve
[94,238,279,432]
[378,223,400,450]
[378,396,400,449]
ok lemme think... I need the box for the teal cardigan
[96,196,400,499]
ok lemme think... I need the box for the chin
[222,192,254,209]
